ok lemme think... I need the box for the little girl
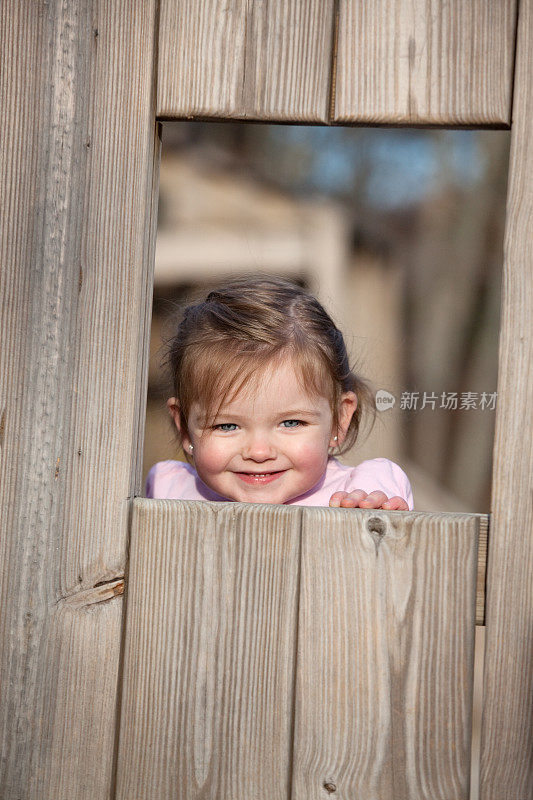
[146,275,413,510]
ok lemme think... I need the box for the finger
[358,491,389,508]
[338,489,369,508]
[329,491,349,507]
[382,496,409,511]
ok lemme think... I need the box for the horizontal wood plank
[334,0,517,124]
[157,0,334,121]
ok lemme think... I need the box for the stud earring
[189,444,194,452]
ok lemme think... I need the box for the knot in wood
[323,782,337,793]
[367,516,386,536]
[367,515,387,553]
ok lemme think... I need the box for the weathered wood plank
[0,2,159,798]
[157,0,334,121]
[292,509,480,799]
[476,515,488,626]
[115,500,302,800]
[480,0,533,795]
[118,503,483,799]
[334,0,517,125]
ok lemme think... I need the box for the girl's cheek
[197,440,231,466]
[294,440,328,467]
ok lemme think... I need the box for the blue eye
[213,420,305,431]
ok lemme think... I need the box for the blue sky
[266,126,484,209]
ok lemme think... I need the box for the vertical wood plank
[157,0,334,121]
[116,500,302,800]
[292,510,480,799]
[0,2,159,797]
[334,0,517,124]
[480,0,533,795]
[476,515,488,626]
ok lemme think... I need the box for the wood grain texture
[118,502,483,799]
[157,0,335,121]
[476,515,488,626]
[334,0,517,124]
[480,0,533,796]
[292,509,480,800]
[115,500,302,800]
[0,2,159,798]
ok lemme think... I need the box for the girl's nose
[242,432,277,460]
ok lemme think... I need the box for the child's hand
[329,490,409,510]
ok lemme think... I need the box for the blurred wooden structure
[1,2,531,799]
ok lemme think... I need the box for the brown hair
[160,273,377,463]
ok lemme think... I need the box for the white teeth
[239,471,283,477]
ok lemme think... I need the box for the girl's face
[168,358,357,504]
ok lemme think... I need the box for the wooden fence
[115,501,487,799]
[1,1,532,799]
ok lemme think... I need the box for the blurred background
[143,122,510,512]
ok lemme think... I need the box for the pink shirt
[145,456,414,509]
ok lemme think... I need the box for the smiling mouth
[240,471,279,475]
[235,470,286,484]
